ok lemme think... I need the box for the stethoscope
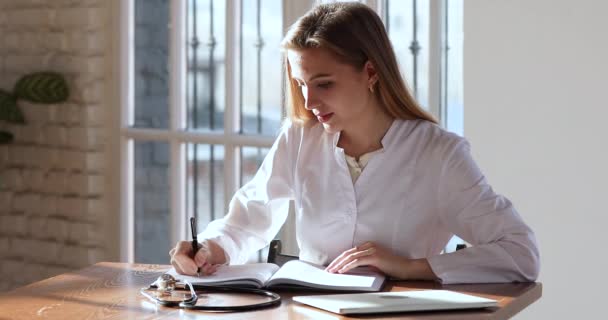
[140,274,281,311]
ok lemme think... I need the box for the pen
[190,217,201,276]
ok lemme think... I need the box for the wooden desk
[0,262,541,319]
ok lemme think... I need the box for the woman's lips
[317,113,334,123]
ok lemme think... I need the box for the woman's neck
[338,111,394,159]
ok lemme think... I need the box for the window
[119,0,463,263]
[381,0,463,134]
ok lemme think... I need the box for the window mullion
[363,0,380,14]
[224,0,242,212]
[169,0,188,245]
[119,0,134,263]
[428,0,445,127]
[122,128,274,147]
[282,0,314,32]
[376,0,389,23]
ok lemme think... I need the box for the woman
[170,2,540,284]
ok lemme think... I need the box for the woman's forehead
[287,48,351,81]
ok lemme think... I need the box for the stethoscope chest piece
[156,274,177,295]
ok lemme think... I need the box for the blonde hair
[281,2,438,126]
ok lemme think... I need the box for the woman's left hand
[325,241,437,280]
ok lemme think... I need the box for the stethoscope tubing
[141,285,281,311]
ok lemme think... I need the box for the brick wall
[0,0,109,291]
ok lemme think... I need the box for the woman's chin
[321,123,340,134]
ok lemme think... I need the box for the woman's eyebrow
[292,73,332,82]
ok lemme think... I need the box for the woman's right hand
[169,240,227,276]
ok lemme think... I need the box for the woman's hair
[281,2,438,125]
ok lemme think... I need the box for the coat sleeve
[427,137,540,284]
[197,122,297,264]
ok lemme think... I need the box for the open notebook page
[267,260,385,291]
[166,263,280,288]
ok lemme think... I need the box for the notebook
[165,259,386,292]
[293,289,498,314]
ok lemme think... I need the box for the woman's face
[287,48,376,134]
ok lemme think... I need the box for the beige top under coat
[344,148,384,183]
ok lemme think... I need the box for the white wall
[464,0,608,318]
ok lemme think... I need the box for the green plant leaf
[0,130,14,144]
[14,71,69,103]
[0,90,25,124]
[0,89,14,106]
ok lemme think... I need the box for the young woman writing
[169,2,539,284]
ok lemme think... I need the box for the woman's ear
[364,60,379,86]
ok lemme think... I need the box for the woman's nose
[304,88,320,110]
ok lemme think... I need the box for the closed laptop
[293,289,498,315]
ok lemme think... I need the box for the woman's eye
[318,82,332,89]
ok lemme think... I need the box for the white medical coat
[199,119,540,284]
